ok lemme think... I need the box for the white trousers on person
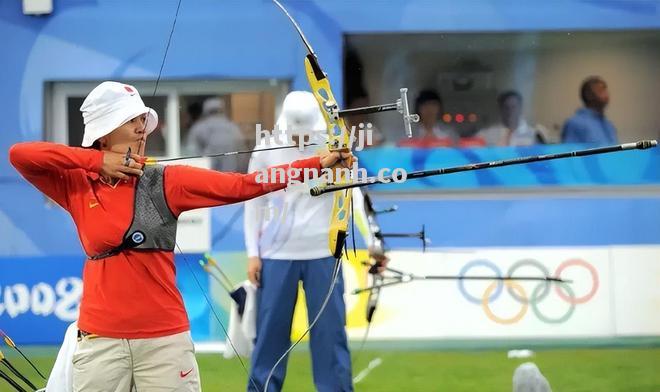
[72,330,201,392]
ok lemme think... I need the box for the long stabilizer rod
[311,140,658,196]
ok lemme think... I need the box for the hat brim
[81,106,158,147]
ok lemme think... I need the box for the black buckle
[89,230,146,260]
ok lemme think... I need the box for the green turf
[2,347,659,391]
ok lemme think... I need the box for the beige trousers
[72,331,201,392]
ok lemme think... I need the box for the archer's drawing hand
[101,151,144,180]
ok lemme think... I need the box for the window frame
[46,79,291,157]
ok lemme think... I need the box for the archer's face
[101,114,148,155]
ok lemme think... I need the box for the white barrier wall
[611,247,660,336]
[343,246,660,339]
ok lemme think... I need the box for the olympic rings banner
[344,247,660,339]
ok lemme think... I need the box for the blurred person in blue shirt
[561,76,617,144]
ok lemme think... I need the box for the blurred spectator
[186,97,245,172]
[561,76,618,144]
[346,94,385,149]
[397,89,458,148]
[478,90,545,146]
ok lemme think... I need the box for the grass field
[3,347,659,391]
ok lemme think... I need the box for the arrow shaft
[12,346,46,380]
[0,368,27,392]
[151,143,317,163]
[353,275,568,294]
[201,266,233,294]
[1,359,37,390]
[1,332,46,380]
[210,265,235,290]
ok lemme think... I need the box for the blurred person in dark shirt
[185,97,245,171]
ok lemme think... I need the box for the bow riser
[304,56,353,258]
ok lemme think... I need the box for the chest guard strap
[89,165,177,260]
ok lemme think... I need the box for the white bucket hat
[80,81,158,147]
[275,91,326,135]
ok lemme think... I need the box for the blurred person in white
[185,97,245,171]
[478,90,547,146]
[513,362,552,392]
[243,91,386,392]
[398,89,459,147]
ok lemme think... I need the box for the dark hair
[580,76,605,105]
[497,90,522,106]
[415,89,442,113]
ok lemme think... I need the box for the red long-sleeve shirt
[9,142,321,338]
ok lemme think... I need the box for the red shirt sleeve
[8,142,104,209]
[164,156,322,216]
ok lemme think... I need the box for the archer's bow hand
[319,150,354,169]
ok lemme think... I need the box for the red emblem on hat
[124,85,134,93]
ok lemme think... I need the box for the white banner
[345,246,660,339]
[610,246,660,336]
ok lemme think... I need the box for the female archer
[9,81,351,392]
